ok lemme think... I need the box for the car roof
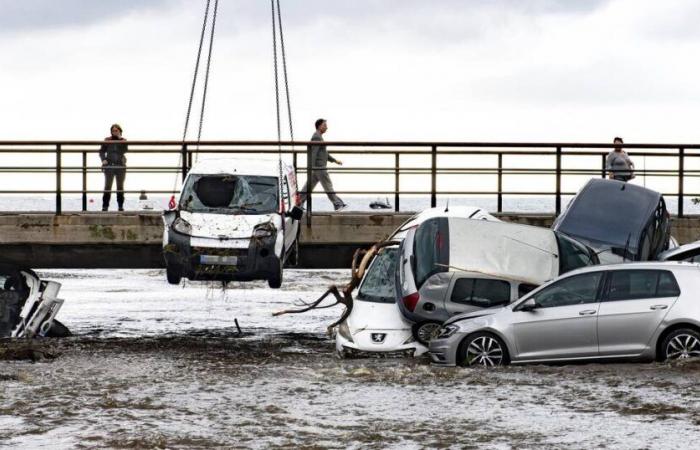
[398,206,498,231]
[562,260,699,276]
[554,179,663,253]
[187,157,293,177]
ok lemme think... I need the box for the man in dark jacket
[299,119,347,211]
[99,123,128,211]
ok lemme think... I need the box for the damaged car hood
[180,210,278,239]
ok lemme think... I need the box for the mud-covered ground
[1,270,699,449]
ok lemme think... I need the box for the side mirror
[286,206,304,221]
[518,298,538,312]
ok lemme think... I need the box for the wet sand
[1,270,699,449]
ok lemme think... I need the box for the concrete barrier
[0,212,698,268]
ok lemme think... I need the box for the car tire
[44,319,71,338]
[166,265,182,285]
[268,259,283,289]
[412,321,441,345]
[458,332,510,368]
[660,328,700,361]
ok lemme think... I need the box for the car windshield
[555,232,599,273]
[357,247,398,303]
[179,174,278,214]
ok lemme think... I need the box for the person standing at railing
[99,123,128,211]
[606,136,635,182]
[299,118,348,211]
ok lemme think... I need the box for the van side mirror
[286,206,304,221]
[518,298,538,312]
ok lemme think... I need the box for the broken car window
[357,247,398,304]
[180,175,279,214]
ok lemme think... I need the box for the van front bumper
[163,230,279,281]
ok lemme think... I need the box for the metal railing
[0,140,698,223]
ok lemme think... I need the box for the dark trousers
[102,168,126,209]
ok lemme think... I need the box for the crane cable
[171,0,218,209]
[271,0,295,231]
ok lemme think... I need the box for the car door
[445,276,512,317]
[597,269,680,357]
[510,271,603,361]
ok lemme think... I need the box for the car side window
[531,272,602,308]
[451,278,510,308]
[606,270,679,301]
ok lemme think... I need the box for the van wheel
[412,321,441,345]
[166,265,182,285]
[268,260,283,289]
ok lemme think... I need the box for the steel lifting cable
[271,0,286,231]
[276,0,295,146]
[171,0,212,207]
[196,0,220,161]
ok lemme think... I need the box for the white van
[162,158,303,288]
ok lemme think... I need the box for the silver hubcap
[466,336,504,367]
[417,323,440,343]
[666,334,700,360]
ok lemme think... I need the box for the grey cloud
[0,0,179,33]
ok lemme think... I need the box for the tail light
[402,292,420,312]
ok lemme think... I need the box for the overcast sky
[1,0,699,144]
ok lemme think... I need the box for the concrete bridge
[1,212,699,269]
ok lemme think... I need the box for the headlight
[253,223,276,238]
[337,322,354,343]
[437,324,459,339]
[172,217,192,235]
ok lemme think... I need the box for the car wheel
[268,259,283,289]
[661,328,700,361]
[458,332,510,367]
[44,319,71,338]
[166,265,182,285]
[412,321,441,345]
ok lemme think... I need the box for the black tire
[660,328,700,361]
[45,319,71,338]
[166,265,182,285]
[268,259,283,289]
[458,332,510,367]
[412,321,441,345]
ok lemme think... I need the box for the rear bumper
[163,230,279,281]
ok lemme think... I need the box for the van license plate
[200,255,238,266]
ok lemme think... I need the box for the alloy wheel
[416,322,441,345]
[465,336,504,367]
[666,333,700,360]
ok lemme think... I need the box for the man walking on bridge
[99,123,128,211]
[299,119,348,211]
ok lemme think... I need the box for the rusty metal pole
[56,144,62,215]
[679,147,685,217]
[82,151,87,211]
[394,152,400,212]
[555,146,562,216]
[431,145,437,208]
[497,153,503,213]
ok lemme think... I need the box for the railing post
[431,145,437,208]
[601,154,606,179]
[306,144,313,227]
[293,149,298,172]
[555,146,562,216]
[56,144,62,215]
[181,144,188,182]
[394,152,400,212]
[679,147,685,217]
[497,153,503,213]
[81,151,87,211]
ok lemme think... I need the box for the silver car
[429,262,700,367]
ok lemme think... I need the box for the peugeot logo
[371,333,386,343]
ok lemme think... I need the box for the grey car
[429,262,700,367]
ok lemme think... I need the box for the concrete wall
[1,212,699,269]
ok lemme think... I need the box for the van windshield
[179,175,279,214]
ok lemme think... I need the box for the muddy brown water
[1,269,699,449]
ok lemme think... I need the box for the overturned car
[163,158,303,288]
[0,264,67,338]
[552,179,672,264]
[397,218,600,343]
